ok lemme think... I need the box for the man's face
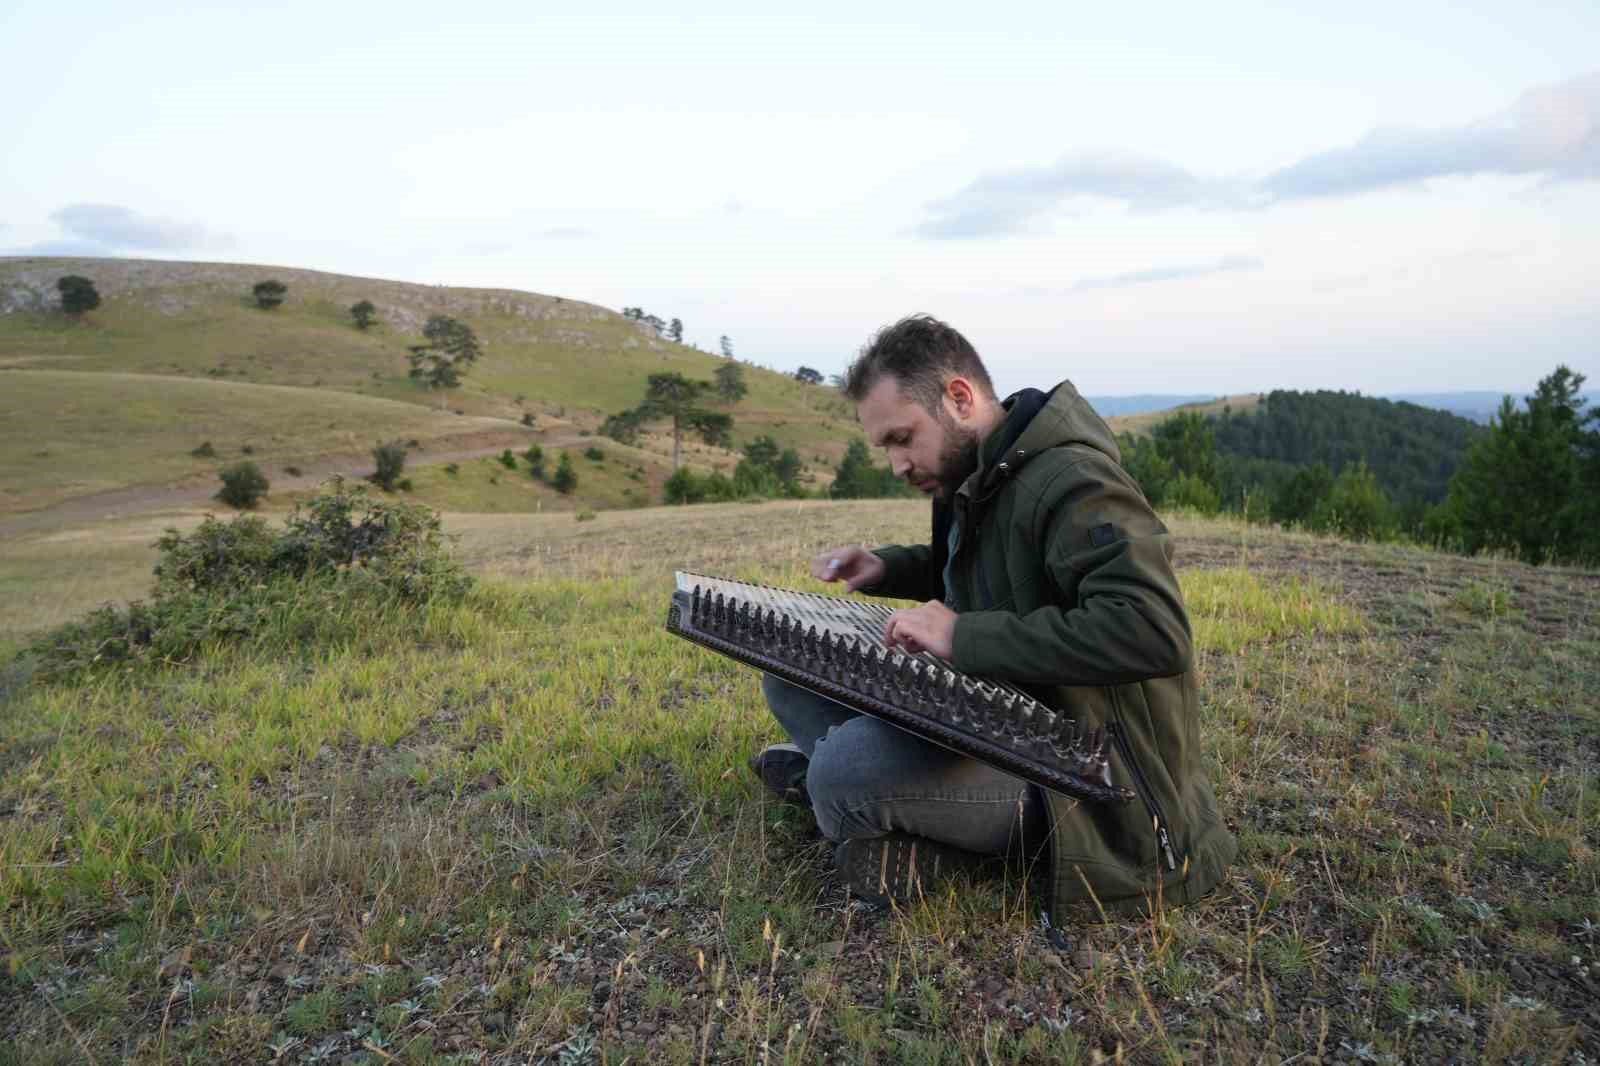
[857,376,981,501]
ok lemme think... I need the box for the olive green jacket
[864,382,1236,918]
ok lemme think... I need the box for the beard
[931,412,981,500]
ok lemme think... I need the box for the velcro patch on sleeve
[1089,523,1116,548]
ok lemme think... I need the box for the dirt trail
[0,429,597,541]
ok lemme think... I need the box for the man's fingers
[882,612,921,652]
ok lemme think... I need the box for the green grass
[314,443,673,516]
[1,503,1596,1061]
[0,370,513,514]
[0,258,864,512]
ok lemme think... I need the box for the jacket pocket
[1107,695,1178,872]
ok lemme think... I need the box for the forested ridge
[1121,368,1599,565]
[1209,389,1484,509]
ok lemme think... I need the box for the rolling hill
[0,257,861,518]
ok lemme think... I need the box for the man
[752,314,1235,918]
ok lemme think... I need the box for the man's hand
[811,546,885,593]
[883,600,957,660]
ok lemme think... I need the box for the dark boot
[833,833,989,906]
[748,743,810,807]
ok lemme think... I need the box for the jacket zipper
[1107,716,1178,872]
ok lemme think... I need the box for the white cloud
[1069,254,1263,292]
[50,203,232,251]
[916,71,1600,238]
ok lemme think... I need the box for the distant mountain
[1383,391,1592,424]
[1086,394,1216,418]
[1382,392,1520,424]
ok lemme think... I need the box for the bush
[216,461,269,509]
[1165,472,1221,515]
[524,445,545,479]
[552,452,577,494]
[444,463,460,477]
[1309,462,1394,542]
[190,441,217,458]
[26,482,471,683]
[521,412,536,427]
[498,449,517,470]
[575,509,597,522]
[252,279,287,310]
[664,467,737,504]
[398,478,414,492]
[57,275,100,315]
[372,440,407,491]
[1270,464,1334,528]
[350,299,377,329]
[584,446,605,461]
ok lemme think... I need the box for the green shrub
[1310,461,1394,542]
[190,441,217,458]
[498,449,517,470]
[664,467,737,504]
[521,412,536,427]
[398,478,414,492]
[1270,464,1333,528]
[215,461,269,509]
[524,445,545,479]
[57,274,101,315]
[575,509,596,522]
[252,279,286,309]
[1165,472,1221,515]
[372,440,407,491]
[444,463,460,477]
[584,446,605,461]
[25,482,470,683]
[552,452,577,494]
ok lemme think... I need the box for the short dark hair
[843,314,995,412]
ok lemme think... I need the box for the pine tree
[1440,366,1596,564]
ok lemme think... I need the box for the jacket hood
[971,380,1121,495]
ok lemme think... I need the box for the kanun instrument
[665,572,1133,805]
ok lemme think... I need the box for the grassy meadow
[0,371,521,515]
[0,258,862,521]
[1,498,1596,1063]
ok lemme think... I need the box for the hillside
[1104,392,1262,436]
[1210,389,1486,507]
[1,498,1595,1061]
[0,257,860,517]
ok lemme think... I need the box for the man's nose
[890,452,911,478]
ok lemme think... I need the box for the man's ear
[945,376,977,418]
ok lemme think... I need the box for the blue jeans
[761,674,1047,858]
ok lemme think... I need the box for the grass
[1,502,1596,1061]
[300,445,674,516]
[0,258,864,512]
[1104,393,1263,437]
[0,370,512,514]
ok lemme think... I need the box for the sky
[3,0,1597,397]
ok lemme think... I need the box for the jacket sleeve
[949,452,1193,685]
[861,543,944,603]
